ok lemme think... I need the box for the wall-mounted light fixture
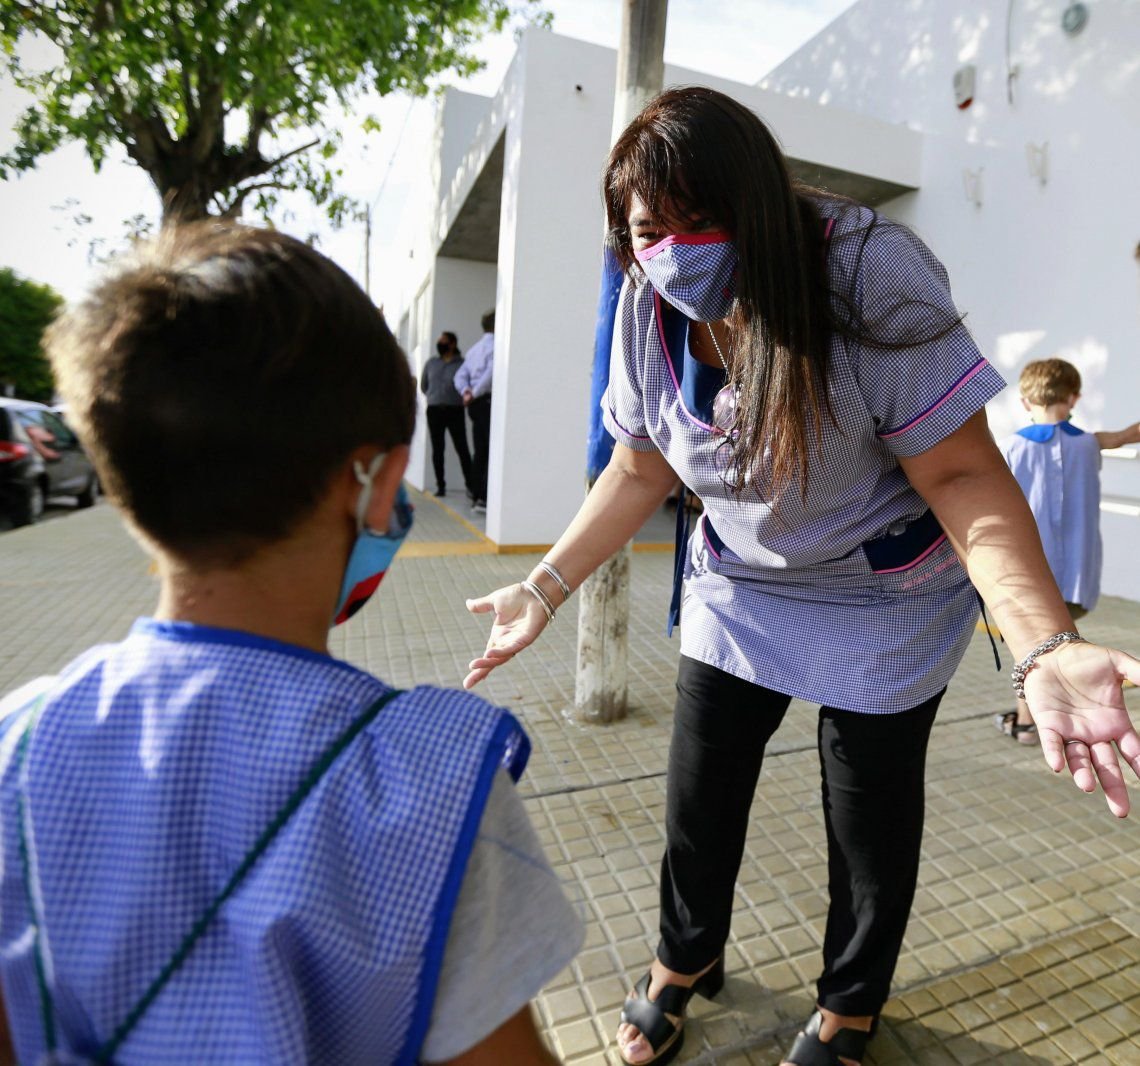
[1026,141,1049,186]
[962,167,984,207]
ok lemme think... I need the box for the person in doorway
[462,88,1140,1066]
[996,357,1140,744]
[0,224,581,1065]
[422,330,476,498]
[454,309,495,514]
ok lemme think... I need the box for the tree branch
[220,179,291,218]
[262,138,320,172]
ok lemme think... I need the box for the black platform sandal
[618,956,724,1066]
[784,1011,872,1065]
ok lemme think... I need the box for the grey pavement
[2,493,1139,1064]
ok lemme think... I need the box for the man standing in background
[455,309,494,514]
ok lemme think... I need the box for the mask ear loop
[352,453,387,532]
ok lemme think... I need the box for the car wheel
[76,474,98,509]
[10,482,45,527]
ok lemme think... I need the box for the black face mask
[436,341,451,355]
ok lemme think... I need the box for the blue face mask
[634,232,739,322]
[332,456,414,626]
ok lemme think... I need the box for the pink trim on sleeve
[878,359,988,441]
[634,231,732,263]
[606,406,652,441]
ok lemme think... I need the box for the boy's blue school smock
[0,619,530,1065]
[602,204,1007,713]
[1001,421,1102,611]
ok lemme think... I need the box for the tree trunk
[159,180,214,225]
[573,0,668,724]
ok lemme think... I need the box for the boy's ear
[347,445,410,530]
[1019,396,1032,413]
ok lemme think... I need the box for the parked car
[0,398,99,526]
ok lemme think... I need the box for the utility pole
[574,0,668,723]
[364,205,372,298]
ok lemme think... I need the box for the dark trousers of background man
[426,404,474,496]
[467,394,492,504]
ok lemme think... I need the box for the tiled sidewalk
[2,493,1139,1064]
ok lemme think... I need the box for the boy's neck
[153,525,348,656]
[1027,402,1074,424]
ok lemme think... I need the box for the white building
[386,1,1140,598]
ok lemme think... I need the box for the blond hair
[1018,358,1081,407]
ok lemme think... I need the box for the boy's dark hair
[480,309,495,334]
[47,223,416,564]
[1019,358,1082,407]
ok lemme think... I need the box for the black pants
[659,655,941,1016]
[426,404,473,494]
[466,394,492,502]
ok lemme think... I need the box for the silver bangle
[538,561,571,602]
[520,579,555,623]
[1011,631,1085,698]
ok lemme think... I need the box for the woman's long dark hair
[604,86,963,500]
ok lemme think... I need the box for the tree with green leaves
[1,1,547,224]
[0,268,63,402]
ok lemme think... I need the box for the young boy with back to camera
[0,223,581,1065]
[997,357,1140,744]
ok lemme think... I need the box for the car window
[14,408,45,429]
[40,411,77,448]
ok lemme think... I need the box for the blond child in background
[998,358,1140,742]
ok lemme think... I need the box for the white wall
[484,31,616,545]
[763,0,1140,599]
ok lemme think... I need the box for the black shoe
[434,487,446,497]
[472,500,486,514]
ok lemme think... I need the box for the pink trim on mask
[634,231,732,262]
[878,359,987,440]
[654,291,717,433]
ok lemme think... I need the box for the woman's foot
[616,956,720,1065]
[781,1007,874,1066]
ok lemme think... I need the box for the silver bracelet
[538,561,571,602]
[520,579,556,623]
[1011,631,1085,698]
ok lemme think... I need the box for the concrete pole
[573,0,667,724]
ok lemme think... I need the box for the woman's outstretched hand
[1024,641,1140,818]
[463,584,550,689]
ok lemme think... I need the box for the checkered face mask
[634,232,738,321]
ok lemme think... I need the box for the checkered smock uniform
[0,620,532,1064]
[603,206,1007,713]
[1001,422,1103,612]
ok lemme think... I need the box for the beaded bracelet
[1011,631,1085,698]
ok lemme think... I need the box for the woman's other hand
[1025,641,1140,818]
[463,584,550,689]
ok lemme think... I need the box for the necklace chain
[705,323,729,373]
